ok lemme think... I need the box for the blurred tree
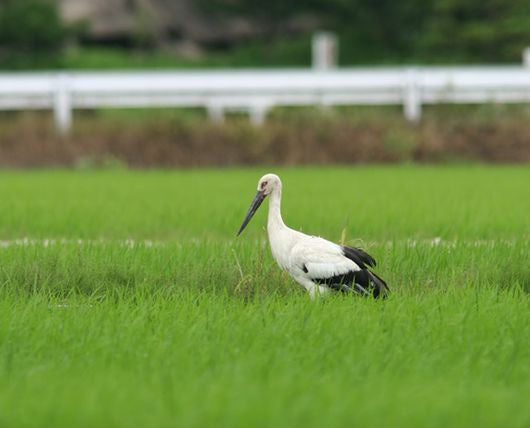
[0,0,69,69]
[419,0,530,62]
[197,0,435,63]
[198,0,302,37]
[1,0,528,68]
[309,0,434,63]
[197,0,530,64]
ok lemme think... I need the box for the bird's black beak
[237,190,266,236]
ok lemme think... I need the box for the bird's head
[237,173,281,236]
[256,173,281,195]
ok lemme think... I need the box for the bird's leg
[308,284,331,299]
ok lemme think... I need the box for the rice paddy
[0,165,528,427]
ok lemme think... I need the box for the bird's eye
[261,181,268,189]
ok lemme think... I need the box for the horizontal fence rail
[1,67,530,133]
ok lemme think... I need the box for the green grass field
[0,166,528,427]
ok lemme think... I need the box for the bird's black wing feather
[341,245,376,268]
[311,270,356,293]
[309,246,389,298]
[307,267,374,296]
[303,246,389,298]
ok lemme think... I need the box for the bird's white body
[264,175,363,298]
[238,173,388,298]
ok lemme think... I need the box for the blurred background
[0,0,529,167]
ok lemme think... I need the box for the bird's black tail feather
[368,270,390,299]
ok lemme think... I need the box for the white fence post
[403,69,421,122]
[207,104,224,123]
[523,47,530,68]
[53,73,72,134]
[312,32,338,70]
[249,104,268,125]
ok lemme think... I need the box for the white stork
[237,173,389,298]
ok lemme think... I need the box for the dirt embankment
[0,108,529,167]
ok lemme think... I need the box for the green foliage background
[0,0,69,68]
[1,0,529,69]
[201,0,530,64]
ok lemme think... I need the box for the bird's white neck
[266,185,295,272]
[267,187,286,231]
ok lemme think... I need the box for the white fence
[1,66,530,133]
